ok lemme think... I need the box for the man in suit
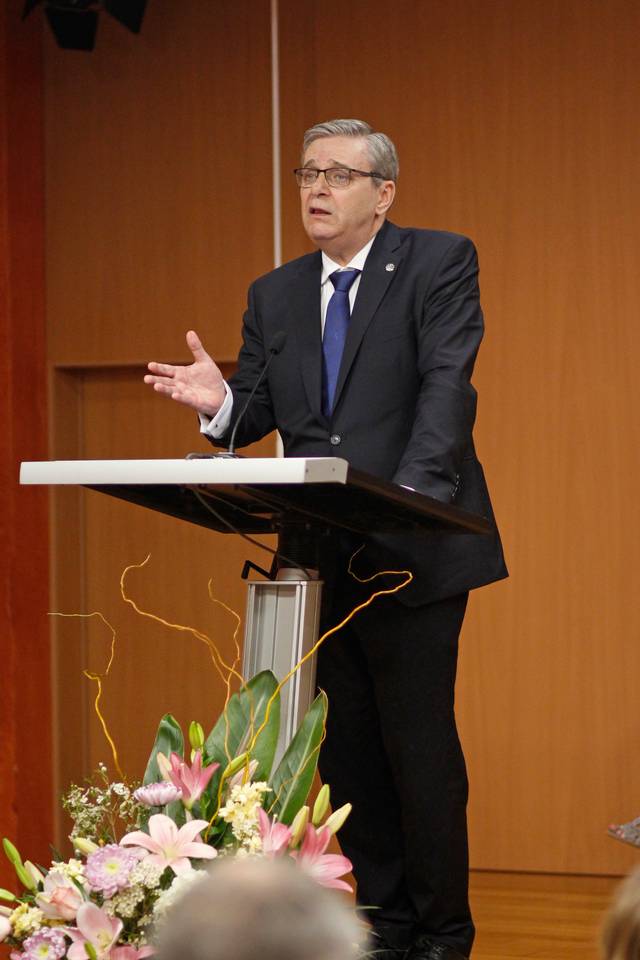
[145,119,507,960]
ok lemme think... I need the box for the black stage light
[22,0,148,50]
[104,0,147,34]
[46,5,99,50]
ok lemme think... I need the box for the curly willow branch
[119,556,245,692]
[206,580,246,763]
[48,610,124,780]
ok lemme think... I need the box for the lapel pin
[385,263,395,272]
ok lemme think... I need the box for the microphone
[226,330,287,456]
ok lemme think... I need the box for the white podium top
[19,457,350,487]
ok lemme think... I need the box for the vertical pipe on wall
[271,0,282,269]
[271,0,285,457]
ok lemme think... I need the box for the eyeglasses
[293,166,384,189]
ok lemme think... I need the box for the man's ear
[376,180,396,215]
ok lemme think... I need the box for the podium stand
[20,457,493,761]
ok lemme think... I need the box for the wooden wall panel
[0,0,52,883]
[44,0,273,367]
[279,0,640,874]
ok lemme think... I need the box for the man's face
[299,135,394,265]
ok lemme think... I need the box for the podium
[20,456,492,760]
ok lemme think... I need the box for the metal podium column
[242,568,323,766]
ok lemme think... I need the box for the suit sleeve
[391,235,483,501]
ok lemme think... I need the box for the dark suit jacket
[216,220,508,605]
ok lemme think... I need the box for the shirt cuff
[199,382,233,438]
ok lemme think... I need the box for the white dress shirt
[200,235,376,439]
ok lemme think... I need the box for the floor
[469,872,621,960]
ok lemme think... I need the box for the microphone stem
[227,349,278,456]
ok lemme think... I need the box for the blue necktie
[322,268,360,417]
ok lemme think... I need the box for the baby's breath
[62,767,145,844]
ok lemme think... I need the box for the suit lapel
[289,252,324,418]
[332,221,405,413]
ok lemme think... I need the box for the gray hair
[302,119,399,182]
[154,858,365,960]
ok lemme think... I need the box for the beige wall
[45,0,640,873]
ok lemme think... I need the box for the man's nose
[310,173,330,196]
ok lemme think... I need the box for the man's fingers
[151,381,175,397]
[144,373,176,387]
[147,361,176,377]
[186,329,211,363]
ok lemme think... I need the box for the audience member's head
[155,857,364,960]
[602,867,640,959]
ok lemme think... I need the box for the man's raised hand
[144,330,226,417]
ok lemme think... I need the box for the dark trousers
[316,571,474,957]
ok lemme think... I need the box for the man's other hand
[144,330,226,417]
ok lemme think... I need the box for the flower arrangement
[0,670,353,959]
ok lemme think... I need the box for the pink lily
[0,916,11,942]
[66,902,122,960]
[291,824,353,892]
[257,808,292,857]
[120,813,216,875]
[167,751,218,810]
[36,868,85,920]
[111,947,154,960]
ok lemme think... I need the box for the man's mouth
[309,206,330,216]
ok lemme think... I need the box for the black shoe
[368,932,408,960]
[368,950,406,960]
[405,936,468,960]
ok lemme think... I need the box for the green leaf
[268,691,328,825]
[143,714,184,785]
[204,671,280,799]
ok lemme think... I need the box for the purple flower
[85,844,140,898]
[22,928,67,960]
[133,782,182,807]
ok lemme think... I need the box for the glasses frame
[293,166,385,188]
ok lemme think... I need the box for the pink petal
[191,751,203,778]
[310,853,353,881]
[120,830,161,854]
[68,941,90,960]
[319,876,353,892]
[76,902,122,943]
[148,814,179,846]
[177,842,216,860]
[270,822,293,854]
[196,763,217,790]
[168,857,195,876]
[299,824,330,860]
[111,949,137,960]
[257,807,271,837]
[175,819,210,844]
[111,946,154,960]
